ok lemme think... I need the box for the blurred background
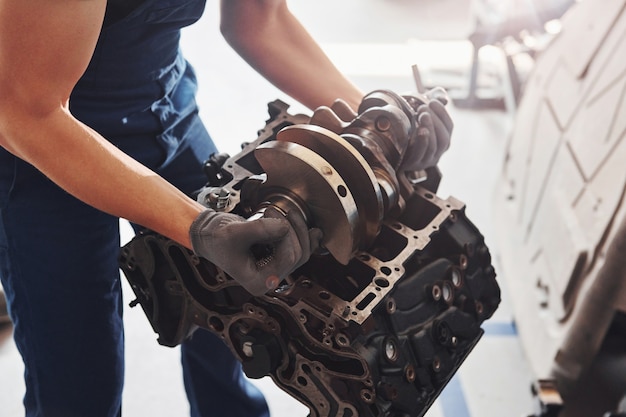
[1,0,598,416]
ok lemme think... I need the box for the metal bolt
[451,269,462,287]
[442,282,453,303]
[242,341,254,357]
[204,187,231,210]
[385,339,398,362]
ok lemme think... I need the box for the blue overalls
[0,1,269,416]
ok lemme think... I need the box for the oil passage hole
[356,293,376,310]
[380,266,392,276]
[319,291,331,300]
[208,316,224,332]
[337,185,347,197]
[374,277,389,288]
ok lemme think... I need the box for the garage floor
[0,0,539,416]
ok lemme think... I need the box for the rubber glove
[189,208,321,296]
[402,87,454,171]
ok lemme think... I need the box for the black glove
[402,87,454,171]
[189,208,321,296]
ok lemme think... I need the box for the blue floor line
[440,375,471,417]
[482,321,518,337]
[438,321,517,417]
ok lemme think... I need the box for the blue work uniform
[0,1,269,416]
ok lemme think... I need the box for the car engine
[119,89,500,417]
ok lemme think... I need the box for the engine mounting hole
[459,254,468,270]
[475,301,484,315]
[208,316,224,332]
[297,376,308,386]
[405,365,416,382]
[342,408,354,417]
[319,291,331,300]
[432,356,442,372]
[360,389,375,404]
[336,334,350,346]
[431,285,442,301]
[337,185,347,197]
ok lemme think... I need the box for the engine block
[119,91,500,417]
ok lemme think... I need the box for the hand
[401,88,454,171]
[189,208,321,296]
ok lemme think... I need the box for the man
[0,1,452,416]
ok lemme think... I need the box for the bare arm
[0,0,203,247]
[220,0,364,110]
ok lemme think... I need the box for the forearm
[0,104,202,248]
[220,1,363,110]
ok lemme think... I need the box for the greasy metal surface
[277,125,383,250]
[120,92,500,417]
[255,140,359,264]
